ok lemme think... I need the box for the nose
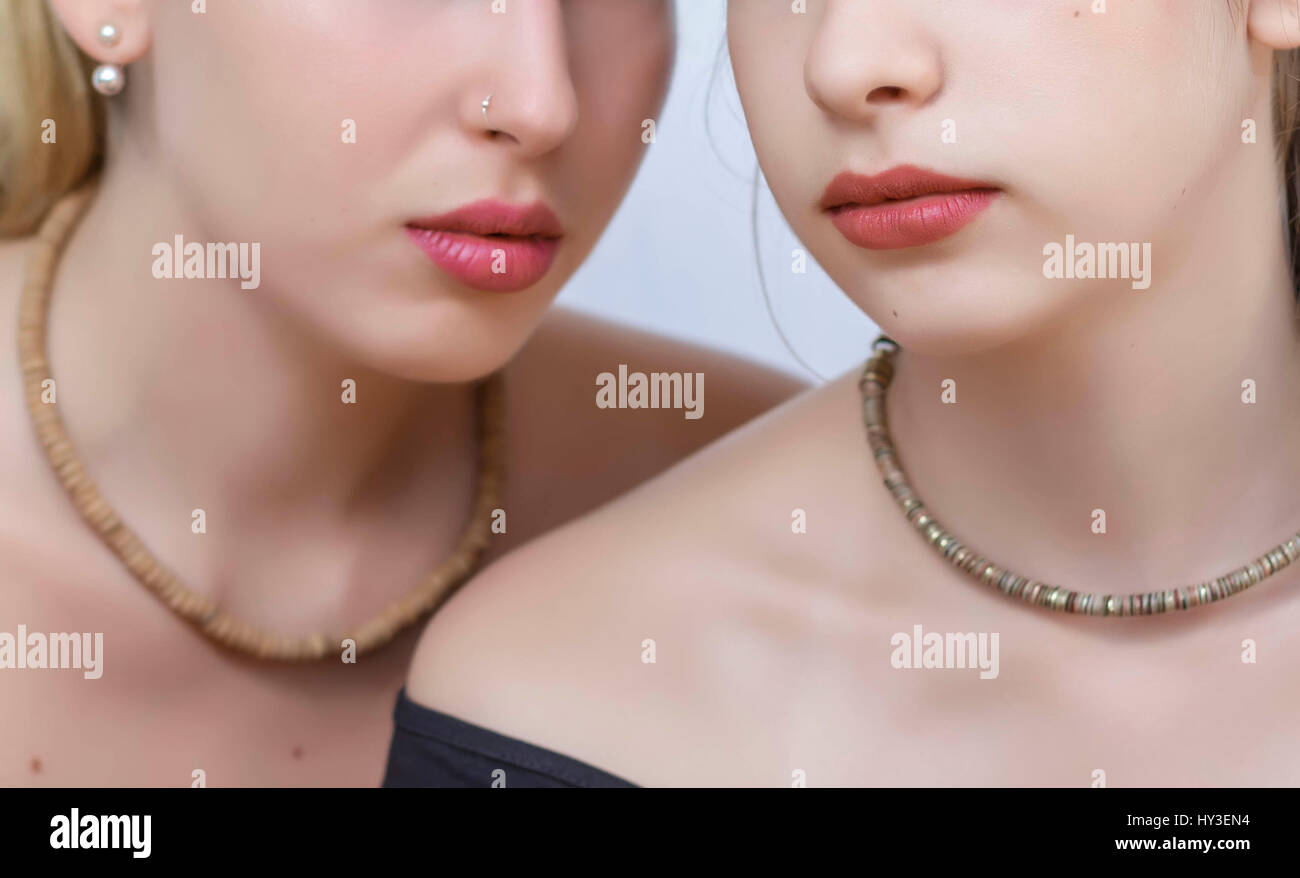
[465,1,580,157]
[803,0,943,123]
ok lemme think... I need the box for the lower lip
[405,227,561,293]
[828,190,998,250]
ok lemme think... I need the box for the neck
[40,130,480,626]
[888,158,1300,590]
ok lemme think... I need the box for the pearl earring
[97,23,122,47]
[91,22,125,96]
[91,64,125,95]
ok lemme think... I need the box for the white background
[556,0,879,382]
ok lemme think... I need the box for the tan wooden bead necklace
[18,183,504,661]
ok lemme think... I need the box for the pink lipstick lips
[406,200,564,292]
[820,166,999,250]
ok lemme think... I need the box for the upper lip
[407,199,564,238]
[819,165,999,210]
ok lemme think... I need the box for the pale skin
[408,0,1300,786]
[0,0,803,786]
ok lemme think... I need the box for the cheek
[579,28,672,132]
[563,19,673,218]
[729,23,818,213]
[968,1,1247,239]
[147,1,449,239]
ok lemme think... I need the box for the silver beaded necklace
[859,336,1299,616]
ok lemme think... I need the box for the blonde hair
[0,1,103,237]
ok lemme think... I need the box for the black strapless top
[382,688,637,788]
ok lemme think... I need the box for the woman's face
[727,0,1268,355]
[87,0,673,381]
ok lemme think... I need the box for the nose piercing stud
[482,95,492,121]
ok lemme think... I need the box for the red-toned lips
[820,165,999,250]
[406,200,564,293]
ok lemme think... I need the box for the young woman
[0,0,803,786]
[395,0,1300,786]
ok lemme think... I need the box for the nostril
[867,85,906,104]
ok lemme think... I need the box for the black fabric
[382,687,638,788]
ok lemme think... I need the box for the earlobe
[47,0,152,65]
[1247,0,1300,50]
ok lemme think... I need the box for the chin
[358,334,529,384]
[853,287,1073,359]
[318,294,549,384]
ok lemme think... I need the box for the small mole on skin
[1074,10,1080,17]
[30,757,42,774]
[292,746,304,760]
[892,309,898,317]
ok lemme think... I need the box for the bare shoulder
[0,234,95,612]
[0,234,112,572]
[0,235,45,495]
[509,306,808,453]
[406,368,900,783]
[0,234,34,336]
[490,307,812,546]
